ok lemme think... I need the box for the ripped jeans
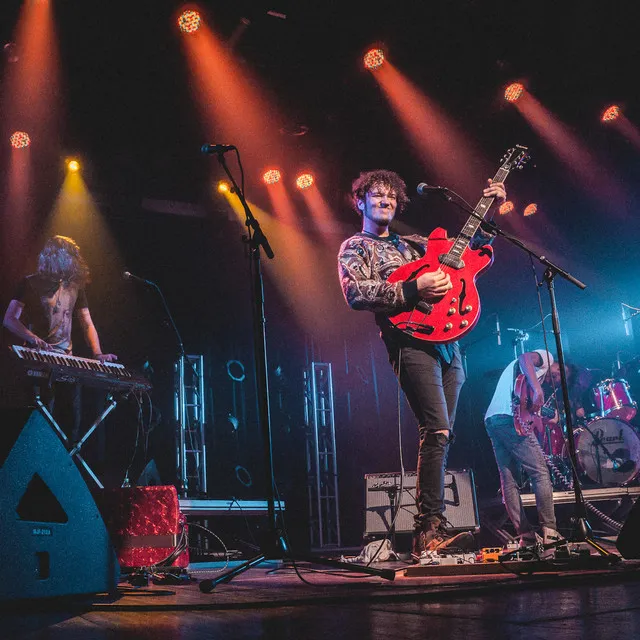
[385,340,466,531]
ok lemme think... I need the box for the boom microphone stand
[432,185,615,560]
[199,147,394,591]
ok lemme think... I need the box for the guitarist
[338,169,506,561]
[484,350,566,550]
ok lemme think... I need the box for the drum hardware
[592,378,637,422]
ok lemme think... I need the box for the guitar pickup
[439,254,464,269]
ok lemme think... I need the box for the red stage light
[523,203,538,217]
[9,131,30,149]
[504,83,525,103]
[498,200,514,215]
[263,169,281,185]
[178,10,202,34]
[296,173,314,190]
[364,48,385,71]
[601,105,621,123]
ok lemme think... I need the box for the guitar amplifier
[364,468,480,535]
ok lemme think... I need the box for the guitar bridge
[415,301,433,314]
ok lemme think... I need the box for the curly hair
[351,169,410,215]
[37,235,90,286]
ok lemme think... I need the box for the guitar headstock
[501,145,530,171]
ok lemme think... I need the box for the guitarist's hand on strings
[416,268,452,300]
[530,385,545,413]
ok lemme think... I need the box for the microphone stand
[433,187,615,561]
[199,149,394,592]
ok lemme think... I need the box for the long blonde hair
[37,235,90,286]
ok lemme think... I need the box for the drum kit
[540,374,640,488]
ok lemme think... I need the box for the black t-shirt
[13,274,88,354]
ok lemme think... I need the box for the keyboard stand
[34,386,119,490]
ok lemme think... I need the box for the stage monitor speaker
[364,468,480,536]
[615,496,640,559]
[0,409,119,602]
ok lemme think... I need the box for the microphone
[123,271,154,286]
[495,314,501,347]
[201,144,236,154]
[416,183,447,196]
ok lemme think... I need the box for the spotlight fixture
[523,203,538,217]
[504,83,525,103]
[601,105,621,123]
[9,131,30,149]
[263,169,281,185]
[3,42,18,63]
[217,181,230,193]
[67,159,80,172]
[178,10,202,34]
[363,48,385,71]
[498,200,514,215]
[296,173,314,190]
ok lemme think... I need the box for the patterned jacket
[338,228,491,353]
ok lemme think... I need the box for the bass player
[484,349,566,550]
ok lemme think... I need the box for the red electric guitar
[512,373,557,437]
[387,145,529,343]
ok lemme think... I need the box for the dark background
[1,1,640,547]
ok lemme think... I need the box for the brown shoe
[412,518,475,561]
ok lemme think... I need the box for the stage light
[178,10,202,34]
[523,203,538,217]
[263,169,281,185]
[217,181,230,193]
[67,159,80,172]
[364,48,385,71]
[504,83,525,103]
[296,173,314,190]
[498,200,514,215]
[601,105,621,123]
[9,131,30,149]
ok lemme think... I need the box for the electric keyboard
[10,345,152,393]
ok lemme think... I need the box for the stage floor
[3,545,640,640]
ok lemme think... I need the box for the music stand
[198,148,394,591]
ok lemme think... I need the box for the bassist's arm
[518,351,545,411]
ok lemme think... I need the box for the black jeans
[385,338,466,531]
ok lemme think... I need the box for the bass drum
[571,417,640,486]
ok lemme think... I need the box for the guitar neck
[447,166,510,261]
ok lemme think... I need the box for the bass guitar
[512,373,556,436]
[387,145,529,343]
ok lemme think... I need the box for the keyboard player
[3,235,117,441]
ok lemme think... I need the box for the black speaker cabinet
[0,410,119,601]
[616,496,640,559]
[364,468,480,536]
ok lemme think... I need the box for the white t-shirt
[484,349,554,421]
